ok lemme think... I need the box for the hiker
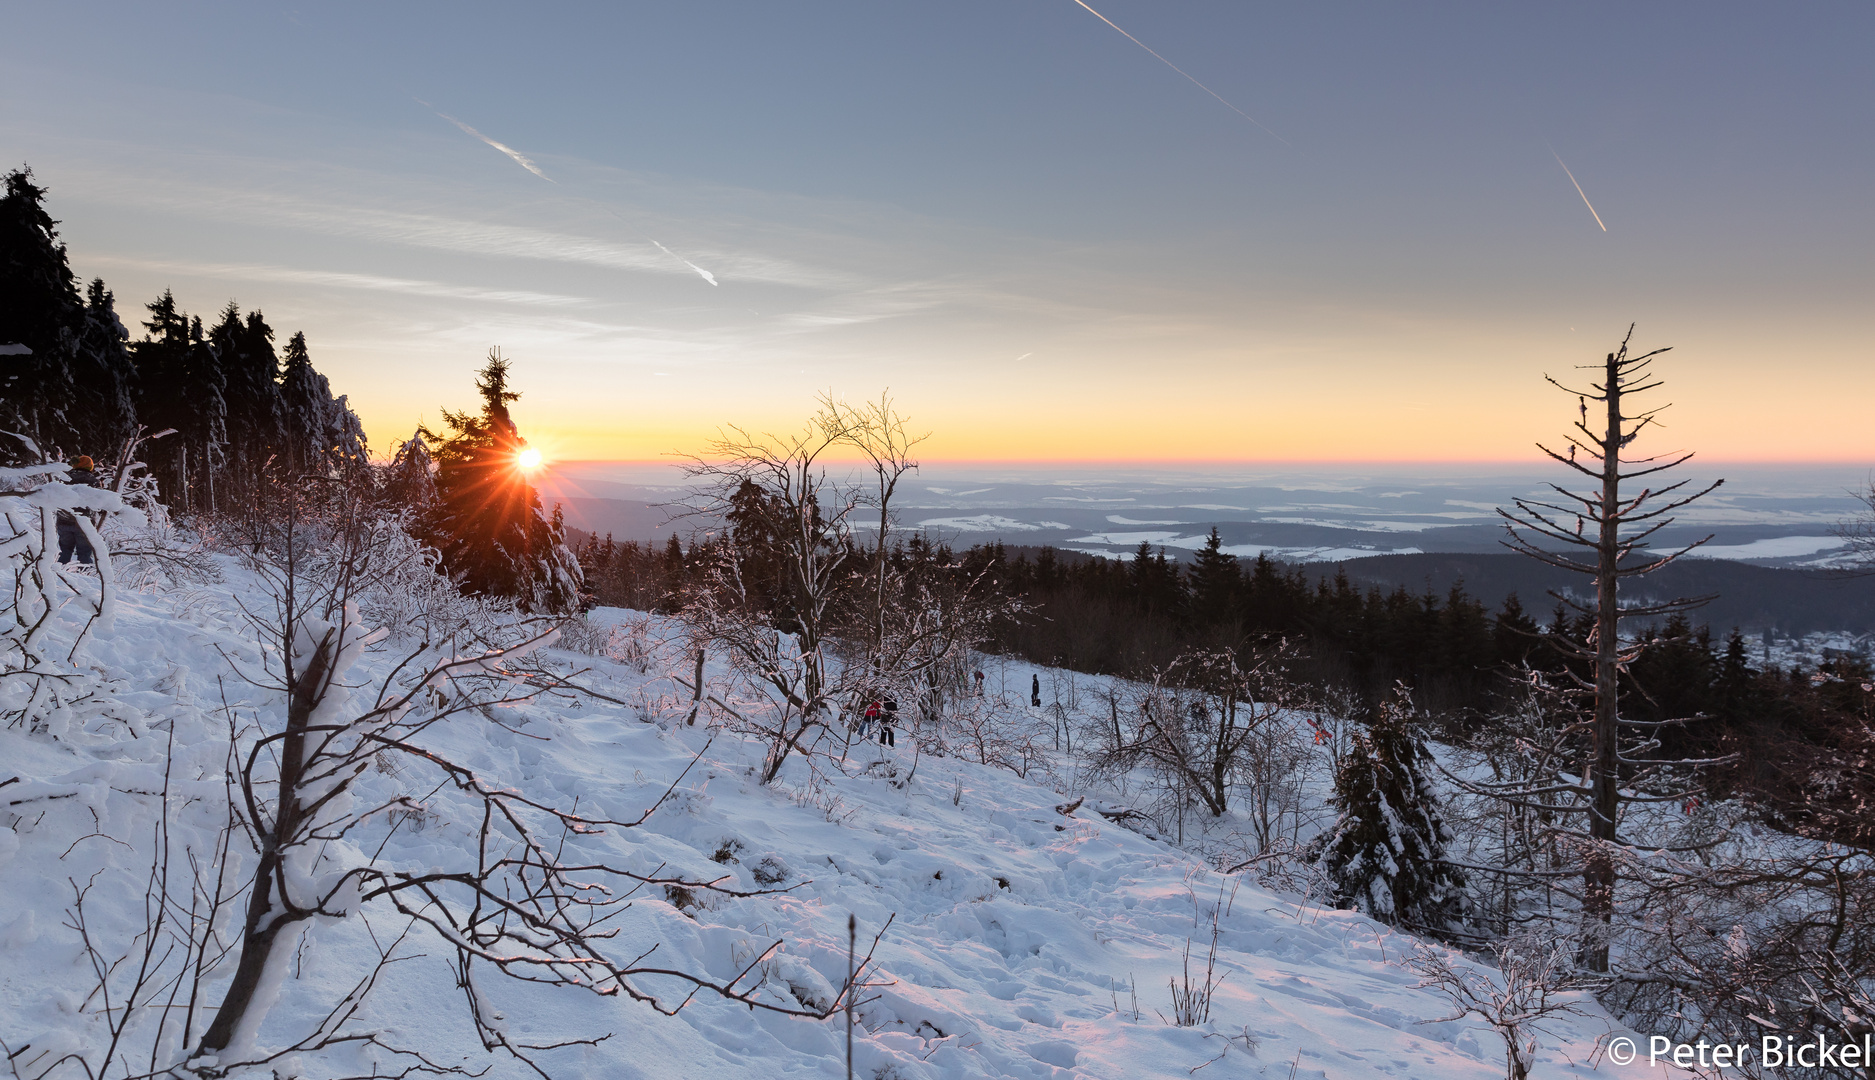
[973,669,985,695]
[1032,674,1042,707]
[880,697,898,747]
[857,699,881,741]
[57,455,101,565]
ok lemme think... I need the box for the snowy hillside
[2,550,1676,1080]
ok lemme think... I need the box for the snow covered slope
[1,562,1675,1080]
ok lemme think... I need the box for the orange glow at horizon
[345,322,1875,468]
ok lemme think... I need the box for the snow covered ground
[2,553,1687,1079]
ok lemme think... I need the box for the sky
[3,1,1872,464]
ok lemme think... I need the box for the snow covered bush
[941,693,1053,779]
[558,612,658,673]
[1596,829,1875,1071]
[3,454,137,671]
[1406,930,1587,1080]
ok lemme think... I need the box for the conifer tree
[382,427,438,511]
[660,533,687,602]
[131,291,227,507]
[277,330,367,480]
[420,350,581,612]
[1712,628,1759,730]
[1187,526,1240,630]
[1129,541,1182,619]
[71,279,139,462]
[330,393,370,478]
[210,303,286,479]
[279,330,331,476]
[1315,686,1467,931]
[0,166,84,459]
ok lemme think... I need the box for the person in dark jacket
[57,455,100,565]
[1032,674,1042,708]
[879,698,898,747]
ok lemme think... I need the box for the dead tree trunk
[1493,326,1727,973]
[1583,348,1624,971]
[196,629,334,1053]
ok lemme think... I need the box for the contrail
[651,239,719,286]
[419,99,555,182]
[1067,0,1288,146]
[1548,145,1606,232]
[416,99,725,286]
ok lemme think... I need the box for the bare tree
[678,409,860,782]
[1492,325,1726,971]
[1599,837,1875,1072]
[1097,644,1300,820]
[1406,931,1589,1080]
[823,391,928,670]
[678,398,1003,783]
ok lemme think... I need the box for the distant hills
[1310,552,1875,636]
[538,464,1874,635]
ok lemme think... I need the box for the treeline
[578,525,1520,702]
[576,533,692,613]
[577,522,1874,838]
[975,532,1518,708]
[980,531,1875,840]
[0,167,365,504]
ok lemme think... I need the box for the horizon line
[535,456,1874,469]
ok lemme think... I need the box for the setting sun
[515,447,543,470]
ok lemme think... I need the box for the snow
[1067,530,1184,546]
[0,553,1681,1079]
[918,515,1068,533]
[1669,535,1847,560]
[1064,530,1423,563]
[1105,516,1186,526]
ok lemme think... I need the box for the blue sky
[4,2,1871,461]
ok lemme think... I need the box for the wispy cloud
[420,100,556,182]
[86,256,595,307]
[70,175,855,290]
[775,280,961,329]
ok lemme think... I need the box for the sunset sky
[4,2,1871,463]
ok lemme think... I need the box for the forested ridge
[578,524,1875,847]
